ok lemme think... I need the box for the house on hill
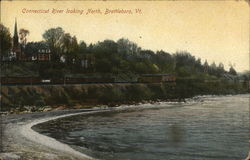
[24,42,51,61]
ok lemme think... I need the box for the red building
[31,48,51,61]
[11,19,51,61]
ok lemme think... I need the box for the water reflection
[168,123,185,146]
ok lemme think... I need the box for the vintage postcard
[0,0,249,160]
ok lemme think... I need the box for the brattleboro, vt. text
[21,8,142,15]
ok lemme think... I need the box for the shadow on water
[167,123,186,147]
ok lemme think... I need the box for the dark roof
[24,41,51,56]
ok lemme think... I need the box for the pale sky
[1,0,249,72]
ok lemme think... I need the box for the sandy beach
[0,109,101,160]
[0,105,145,160]
[0,101,154,160]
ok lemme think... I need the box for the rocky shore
[2,98,185,115]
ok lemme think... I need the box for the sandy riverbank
[0,104,153,160]
[2,96,248,160]
[0,109,103,160]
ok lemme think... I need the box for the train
[0,77,116,85]
[1,74,176,85]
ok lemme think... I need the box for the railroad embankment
[1,81,247,113]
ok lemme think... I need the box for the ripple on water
[32,95,250,160]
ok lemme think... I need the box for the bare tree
[19,28,30,46]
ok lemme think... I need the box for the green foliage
[176,67,191,77]
[125,85,152,101]
[0,24,12,58]
[154,50,174,73]
[98,87,123,104]
[42,27,68,61]
[38,61,67,78]
[229,66,237,75]
[117,38,141,58]
[147,84,166,99]
[1,25,241,83]
[1,62,38,77]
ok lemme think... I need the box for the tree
[61,34,79,64]
[229,66,237,75]
[210,62,216,69]
[177,67,191,77]
[140,50,154,59]
[79,41,87,54]
[87,43,93,53]
[117,38,140,58]
[94,40,118,55]
[42,27,65,60]
[61,33,78,54]
[208,61,217,75]
[92,40,118,73]
[203,60,209,73]
[0,24,12,59]
[217,62,225,76]
[173,51,196,71]
[194,58,203,72]
[154,50,174,73]
[19,28,29,46]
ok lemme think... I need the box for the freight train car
[138,74,176,83]
[1,77,115,85]
[1,77,41,85]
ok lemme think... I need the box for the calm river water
[33,95,249,160]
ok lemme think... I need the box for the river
[33,94,249,160]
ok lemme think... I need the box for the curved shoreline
[1,109,113,160]
[2,95,249,160]
[17,103,183,159]
[1,103,168,160]
[2,106,148,160]
[20,112,96,160]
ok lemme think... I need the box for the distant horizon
[1,0,249,72]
